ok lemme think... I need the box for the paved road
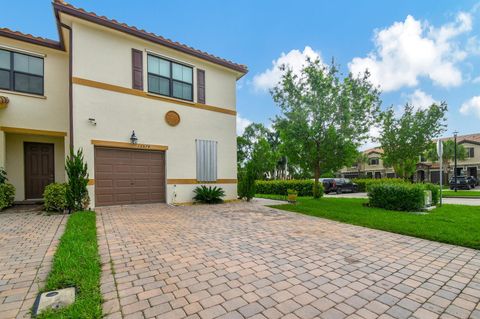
[97,202,480,319]
[325,192,480,206]
[0,208,66,319]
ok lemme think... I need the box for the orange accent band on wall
[0,126,67,137]
[72,77,237,116]
[91,139,168,151]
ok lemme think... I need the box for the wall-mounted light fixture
[130,130,138,144]
[88,118,97,125]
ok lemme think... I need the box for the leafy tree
[65,148,89,212]
[237,123,278,179]
[379,103,447,180]
[355,152,369,177]
[272,60,381,197]
[238,162,257,201]
[425,140,466,182]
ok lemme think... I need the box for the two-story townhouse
[339,148,396,179]
[339,134,480,183]
[0,0,247,207]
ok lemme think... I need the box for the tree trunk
[314,163,320,198]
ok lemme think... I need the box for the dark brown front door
[94,147,166,206]
[24,142,55,199]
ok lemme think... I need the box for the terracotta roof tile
[53,1,248,74]
[0,27,61,50]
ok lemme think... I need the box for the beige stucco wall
[73,81,237,206]
[5,134,66,201]
[0,36,69,133]
[68,17,239,206]
[70,19,238,110]
[460,142,480,166]
[0,36,69,200]
[0,131,5,169]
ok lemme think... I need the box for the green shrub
[353,178,406,192]
[238,165,256,201]
[193,185,225,204]
[368,183,426,211]
[0,183,15,210]
[0,167,7,184]
[423,183,440,205]
[255,180,323,197]
[65,148,89,212]
[43,183,67,212]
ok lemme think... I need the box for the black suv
[321,178,357,194]
[449,176,471,190]
[467,176,478,189]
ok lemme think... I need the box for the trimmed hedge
[44,183,67,212]
[368,183,426,211]
[353,178,406,192]
[0,183,15,211]
[255,180,324,197]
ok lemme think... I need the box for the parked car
[321,178,357,194]
[449,176,471,190]
[467,176,478,189]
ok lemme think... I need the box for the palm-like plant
[356,152,369,177]
[193,186,225,204]
[425,140,466,182]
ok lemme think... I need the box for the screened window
[147,54,193,101]
[0,49,44,95]
[196,140,217,182]
[466,147,475,158]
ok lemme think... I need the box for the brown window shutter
[197,69,206,104]
[132,49,143,90]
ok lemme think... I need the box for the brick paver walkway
[0,209,66,319]
[97,203,480,319]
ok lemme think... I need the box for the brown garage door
[94,147,166,206]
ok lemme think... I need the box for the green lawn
[442,190,480,198]
[264,196,480,250]
[37,211,102,319]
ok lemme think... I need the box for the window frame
[369,158,379,165]
[0,49,44,96]
[466,147,474,158]
[147,54,193,102]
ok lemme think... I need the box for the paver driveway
[0,209,66,319]
[97,202,480,319]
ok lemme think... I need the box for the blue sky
[3,1,480,146]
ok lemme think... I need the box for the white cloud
[349,12,472,92]
[460,96,480,118]
[253,46,322,91]
[406,89,437,110]
[236,114,252,135]
[473,76,480,83]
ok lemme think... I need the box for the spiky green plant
[193,185,225,204]
[65,148,89,212]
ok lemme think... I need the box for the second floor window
[466,147,475,158]
[147,54,193,101]
[369,158,379,165]
[0,49,44,95]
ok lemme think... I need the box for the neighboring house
[339,148,395,179]
[339,133,480,183]
[0,0,247,207]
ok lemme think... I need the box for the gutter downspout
[60,23,73,150]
